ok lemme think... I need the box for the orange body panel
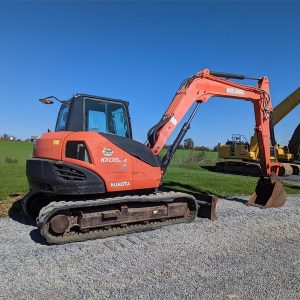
[33,132,73,160]
[34,131,162,192]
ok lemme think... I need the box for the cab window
[84,98,129,137]
[56,105,69,131]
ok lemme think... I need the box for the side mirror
[38,95,64,105]
[39,98,54,105]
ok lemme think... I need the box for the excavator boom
[148,69,279,177]
[272,87,300,125]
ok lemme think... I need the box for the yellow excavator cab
[276,145,294,161]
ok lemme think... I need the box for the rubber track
[216,161,294,176]
[37,191,198,244]
[215,161,261,176]
[22,192,35,218]
[22,191,41,218]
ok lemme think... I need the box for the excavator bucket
[247,173,286,208]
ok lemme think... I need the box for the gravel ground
[0,196,299,300]
[282,175,300,186]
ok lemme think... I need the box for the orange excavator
[23,69,286,244]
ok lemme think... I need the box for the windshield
[55,104,69,131]
[85,98,129,137]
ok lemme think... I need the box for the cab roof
[71,93,129,107]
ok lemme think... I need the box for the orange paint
[34,131,161,192]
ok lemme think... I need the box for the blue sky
[0,1,299,147]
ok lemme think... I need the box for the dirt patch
[0,194,24,217]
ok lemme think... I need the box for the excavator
[216,87,300,176]
[288,124,300,162]
[23,69,286,244]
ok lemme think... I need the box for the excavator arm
[147,69,286,208]
[249,87,300,155]
[148,69,280,177]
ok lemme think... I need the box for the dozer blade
[162,188,217,220]
[247,173,286,208]
[189,193,217,221]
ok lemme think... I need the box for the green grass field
[0,141,299,207]
[0,140,33,201]
[160,149,300,196]
[162,164,300,196]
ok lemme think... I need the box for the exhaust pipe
[247,173,286,208]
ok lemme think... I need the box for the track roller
[37,191,199,244]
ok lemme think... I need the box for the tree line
[165,138,218,151]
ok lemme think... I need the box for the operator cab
[55,94,132,139]
[52,94,159,167]
[226,133,250,146]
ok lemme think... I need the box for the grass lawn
[159,148,217,165]
[163,164,300,197]
[0,141,33,201]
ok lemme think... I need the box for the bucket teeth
[247,173,286,208]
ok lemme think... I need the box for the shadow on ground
[8,197,36,226]
[8,196,49,245]
[29,229,49,245]
[201,165,259,177]
[162,181,248,204]
[223,197,248,204]
[162,181,211,195]
[200,165,217,172]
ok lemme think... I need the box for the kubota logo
[111,181,131,188]
[102,148,113,156]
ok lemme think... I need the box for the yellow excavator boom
[272,87,300,125]
[249,87,300,154]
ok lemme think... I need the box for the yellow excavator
[216,87,300,176]
[288,124,300,163]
